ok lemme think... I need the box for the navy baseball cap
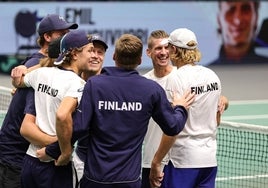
[37,14,78,35]
[91,34,108,51]
[54,30,92,65]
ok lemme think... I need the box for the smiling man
[210,0,268,64]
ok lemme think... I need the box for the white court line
[230,99,268,105]
[222,114,268,121]
[216,174,268,181]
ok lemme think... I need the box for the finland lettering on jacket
[98,101,142,111]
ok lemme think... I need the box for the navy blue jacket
[73,67,188,184]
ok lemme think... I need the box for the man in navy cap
[12,32,109,188]
[36,33,109,188]
[72,33,108,187]
[37,14,78,36]
[80,33,108,79]
[24,13,78,68]
[0,14,77,188]
[11,29,94,188]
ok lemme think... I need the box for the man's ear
[72,50,78,61]
[171,45,177,53]
[146,48,151,58]
[44,33,53,43]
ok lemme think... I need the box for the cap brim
[160,38,169,46]
[54,53,65,65]
[68,23,78,30]
[55,23,78,32]
[93,40,108,51]
[38,23,78,36]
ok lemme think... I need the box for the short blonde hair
[147,30,169,49]
[114,34,143,69]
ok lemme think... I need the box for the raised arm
[11,65,27,88]
[11,64,42,88]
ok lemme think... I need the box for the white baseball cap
[168,28,198,50]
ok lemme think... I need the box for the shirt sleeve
[64,78,85,105]
[24,88,36,116]
[23,69,39,88]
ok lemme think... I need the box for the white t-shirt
[24,67,85,158]
[166,64,221,168]
[142,66,177,168]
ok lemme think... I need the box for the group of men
[1,9,229,188]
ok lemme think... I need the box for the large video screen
[0,1,267,73]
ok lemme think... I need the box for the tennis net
[216,121,268,188]
[0,86,12,125]
[1,85,268,187]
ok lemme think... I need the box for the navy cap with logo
[91,34,108,51]
[54,29,92,65]
[37,14,78,36]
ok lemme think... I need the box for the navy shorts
[162,161,217,188]
[21,155,73,188]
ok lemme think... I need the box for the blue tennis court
[221,99,268,126]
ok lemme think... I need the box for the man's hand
[11,65,27,87]
[55,151,72,166]
[11,65,27,78]
[172,90,195,110]
[217,95,229,126]
[36,147,53,162]
[150,162,164,188]
[218,95,229,114]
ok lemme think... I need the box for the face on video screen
[217,1,258,47]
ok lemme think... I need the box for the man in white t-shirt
[150,28,224,188]
[141,30,177,188]
[11,29,94,188]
